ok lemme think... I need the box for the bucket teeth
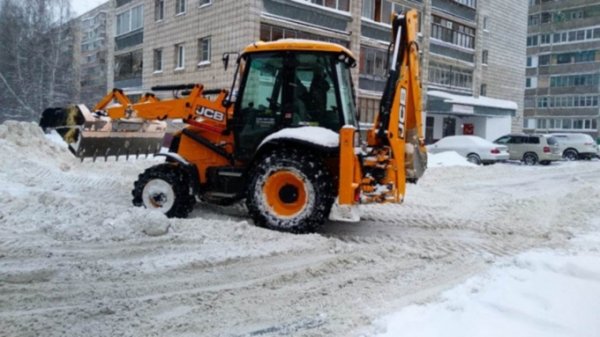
[73,134,163,161]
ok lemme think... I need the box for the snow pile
[427,151,477,168]
[373,248,600,337]
[260,126,339,148]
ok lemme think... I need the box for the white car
[549,133,599,161]
[427,135,509,165]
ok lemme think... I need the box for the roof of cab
[242,39,355,60]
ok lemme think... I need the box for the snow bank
[373,248,600,337]
[427,151,477,168]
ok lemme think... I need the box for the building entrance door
[443,117,456,137]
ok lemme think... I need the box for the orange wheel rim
[262,171,308,217]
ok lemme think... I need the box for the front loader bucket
[40,104,167,161]
[72,130,165,161]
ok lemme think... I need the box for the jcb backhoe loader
[44,10,427,232]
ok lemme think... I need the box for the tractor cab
[232,40,357,159]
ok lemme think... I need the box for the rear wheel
[523,152,538,166]
[563,149,578,161]
[132,163,196,218]
[466,153,481,165]
[246,149,334,233]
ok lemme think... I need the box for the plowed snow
[1,121,599,336]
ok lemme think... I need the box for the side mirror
[222,53,230,71]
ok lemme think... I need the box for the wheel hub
[142,179,175,213]
[279,184,299,204]
[150,192,167,207]
[262,171,308,217]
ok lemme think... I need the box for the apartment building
[79,2,114,106]
[525,0,600,138]
[107,0,526,142]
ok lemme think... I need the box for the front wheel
[246,149,334,233]
[132,163,196,218]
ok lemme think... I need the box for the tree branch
[0,71,36,116]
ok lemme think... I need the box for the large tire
[132,163,196,218]
[246,148,334,233]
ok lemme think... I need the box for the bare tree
[0,0,77,123]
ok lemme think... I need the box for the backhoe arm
[338,9,427,208]
[101,85,231,129]
[370,9,427,197]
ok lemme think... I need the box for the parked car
[427,135,509,165]
[549,133,599,161]
[493,134,561,165]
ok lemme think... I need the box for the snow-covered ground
[1,121,600,336]
[372,236,600,337]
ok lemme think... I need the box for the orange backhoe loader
[42,10,427,232]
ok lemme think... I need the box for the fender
[154,152,201,195]
[154,152,191,166]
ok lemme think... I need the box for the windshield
[336,61,358,127]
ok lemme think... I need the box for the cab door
[234,53,286,160]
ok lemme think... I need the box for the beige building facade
[107,0,526,142]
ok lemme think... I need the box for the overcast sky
[71,0,108,16]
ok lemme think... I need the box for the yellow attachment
[262,171,308,217]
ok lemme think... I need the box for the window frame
[197,37,211,66]
[155,0,164,21]
[116,5,144,37]
[176,0,186,15]
[175,44,185,70]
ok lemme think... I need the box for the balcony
[432,0,476,22]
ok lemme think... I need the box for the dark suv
[494,134,562,165]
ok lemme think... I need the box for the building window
[199,0,211,7]
[526,55,538,68]
[431,16,475,49]
[362,0,413,25]
[480,83,487,96]
[116,5,143,36]
[541,12,551,23]
[538,54,550,66]
[482,50,488,65]
[540,33,551,45]
[550,74,599,88]
[114,49,143,82]
[428,62,473,90]
[453,0,476,8]
[175,44,185,69]
[525,77,537,88]
[555,50,596,64]
[359,46,387,78]
[259,23,349,47]
[483,16,489,30]
[198,37,211,65]
[535,95,599,109]
[528,14,539,26]
[155,0,164,21]
[526,35,538,47]
[176,0,186,15]
[300,0,349,11]
[153,49,163,72]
